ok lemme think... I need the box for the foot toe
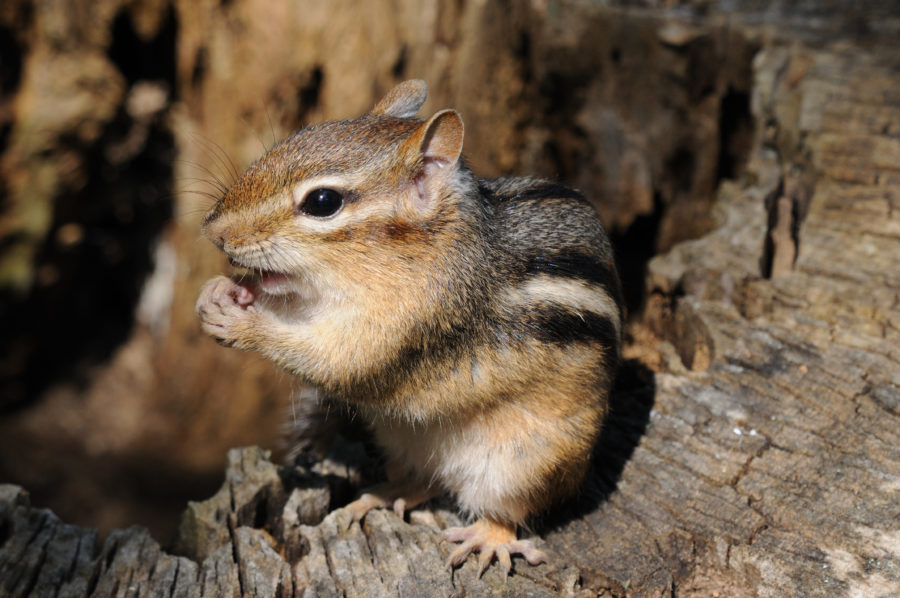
[448,539,477,568]
[509,540,547,565]
[343,494,384,527]
[441,526,473,543]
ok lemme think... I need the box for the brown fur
[196,80,623,574]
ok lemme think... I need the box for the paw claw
[448,540,477,568]
[331,508,354,532]
[497,547,512,581]
[477,550,493,578]
[343,493,384,528]
[392,498,407,518]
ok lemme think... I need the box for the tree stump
[2,7,899,598]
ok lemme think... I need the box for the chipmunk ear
[402,109,464,214]
[418,109,464,169]
[371,79,428,118]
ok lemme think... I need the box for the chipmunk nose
[201,219,227,249]
[210,232,225,249]
[203,228,225,249]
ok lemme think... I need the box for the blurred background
[0,0,891,545]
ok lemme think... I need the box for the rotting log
[2,15,900,598]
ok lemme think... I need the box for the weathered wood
[2,5,899,598]
[634,41,900,596]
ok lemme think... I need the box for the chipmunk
[196,80,623,578]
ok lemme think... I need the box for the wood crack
[727,436,773,489]
[167,557,180,598]
[227,513,247,597]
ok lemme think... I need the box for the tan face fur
[200,82,477,384]
[203,115,441,292]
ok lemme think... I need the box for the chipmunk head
[202,80,472,299]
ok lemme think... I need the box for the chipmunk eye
[299,188,344,218]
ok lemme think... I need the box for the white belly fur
[370,405,555,524]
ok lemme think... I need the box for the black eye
[299,188,344,218]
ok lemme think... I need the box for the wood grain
[2,6,899,598]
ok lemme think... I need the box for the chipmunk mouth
[226,265,297,299]
[258,271,295,295]
[225,254,297,297]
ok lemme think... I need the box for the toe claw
[343,495,380,529]
[392,498,407,518]
[448,541,475,568]
[332,508,354,532]
[476,549,494,578]
[497,546,512,581]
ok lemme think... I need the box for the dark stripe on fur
[485,180,587,204]
[524,305,619,349]
[515,182,586,202]
[526,253,624,314]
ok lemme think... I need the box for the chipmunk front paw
[196,276,261,348]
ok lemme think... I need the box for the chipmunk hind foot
[442,517,547,580]
[341,479,438,527]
